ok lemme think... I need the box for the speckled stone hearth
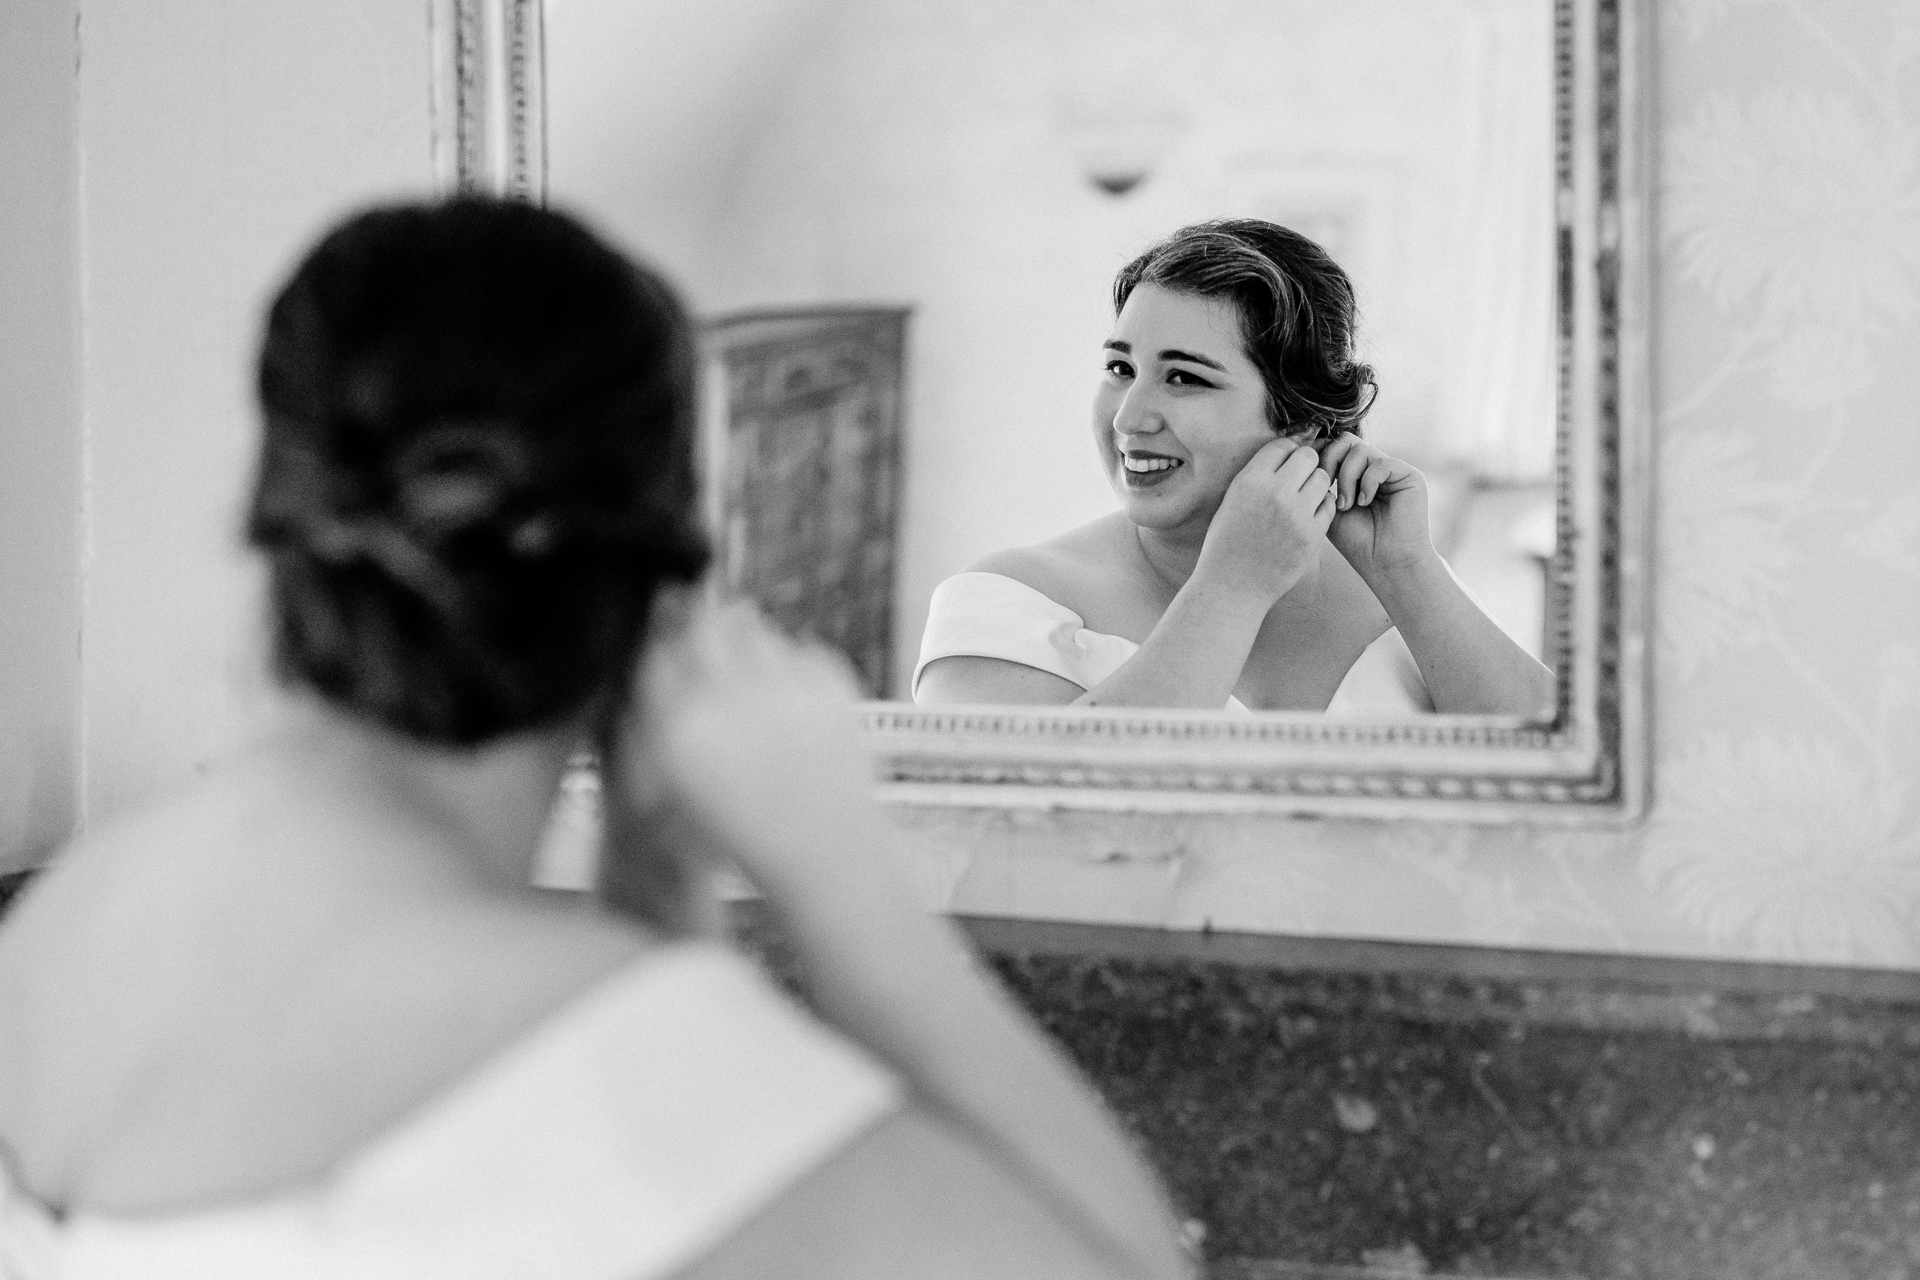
[966,919,1920,1280]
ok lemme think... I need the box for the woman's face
[1092,284,1279,534]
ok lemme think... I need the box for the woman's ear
[1276,422,1324,446]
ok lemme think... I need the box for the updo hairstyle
[248,198,708,745]
[1112,218,1378,440]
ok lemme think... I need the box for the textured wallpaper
[905,0,1920,971]
[1639,0,1920,966]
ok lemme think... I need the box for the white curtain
[1435,0,1556,483]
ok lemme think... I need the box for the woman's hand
[1195,437,1337,603]
[605,592,885,905]
[1318,432,1436,583]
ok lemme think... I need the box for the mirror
[436,0,1650,820]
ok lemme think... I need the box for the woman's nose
[1111,381,1163,437]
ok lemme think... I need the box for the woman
[0,200,1191,1279]
[915,219,1552,717]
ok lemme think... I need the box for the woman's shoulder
[915,519,1142,705]
[0,793,664,1215]
[957,515,1134,614]
[959,550,1071,605]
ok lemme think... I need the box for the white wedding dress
[0,943,900,1280]
[913,571,1435,715]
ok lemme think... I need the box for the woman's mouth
[1121,454,1184,488]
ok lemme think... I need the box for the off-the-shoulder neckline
[941,570,1091,626]
[0,939,741,1228]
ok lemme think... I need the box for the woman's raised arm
[605,601,1194,1280]
[1320,434,1555,716]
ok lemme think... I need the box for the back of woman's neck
[263,696,584,893]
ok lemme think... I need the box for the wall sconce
[1056,107,1188,196]
[1050,31,1189,199]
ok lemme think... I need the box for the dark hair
[1112,218,1377,439]
[248,197,709,746]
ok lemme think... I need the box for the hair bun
[249,198,708,746]
[390,421,537,540]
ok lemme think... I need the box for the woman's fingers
[1308,467,1333,505]
[1274,443,1322,489]
[719,601,866,703]
[1356,458,1385,507]
[1334,444,1373,510]
[639,597,868,772]
[1315,431,1360,471]
[1313,482,1338,529]
[1294,433,1383,510]
[1313,432,1350,464]
[1358,454,1407,506]
[646,597,776,715]
[1246,435,1310,474]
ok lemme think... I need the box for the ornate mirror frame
[436,0,1653,827]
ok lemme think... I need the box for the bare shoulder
[961,514,1136,612]
[0,780,658,1213]
[680,1104,1133,1280]
[0,774,648,1026]
[0,784,237,998]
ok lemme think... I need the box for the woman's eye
[1167,369,1215,388]
[1104,359,1134,379]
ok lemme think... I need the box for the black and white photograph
[0,1,1916,1276]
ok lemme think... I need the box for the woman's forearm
[749,816,1192,1280]
[1075,575,1269,709]
[618,603,1188,1274]
[596,762,731,939]
[1364,552,1555,716]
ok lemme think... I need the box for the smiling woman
[912,220,1554,717]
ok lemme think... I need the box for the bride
[914,219,1553,717]
[0,199,1192,1279]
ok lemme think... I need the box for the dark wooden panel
[704,308,908,697]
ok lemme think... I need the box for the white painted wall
[0,0,83,869]
[545,0,837,285]
[74,1,433,823]
[0,0,436,868]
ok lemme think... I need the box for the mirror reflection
[549,0,1557,717]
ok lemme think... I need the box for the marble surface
[717,905,1920,1276]
[970,926,1920,1280]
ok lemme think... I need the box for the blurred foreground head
[248,197,708,746]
